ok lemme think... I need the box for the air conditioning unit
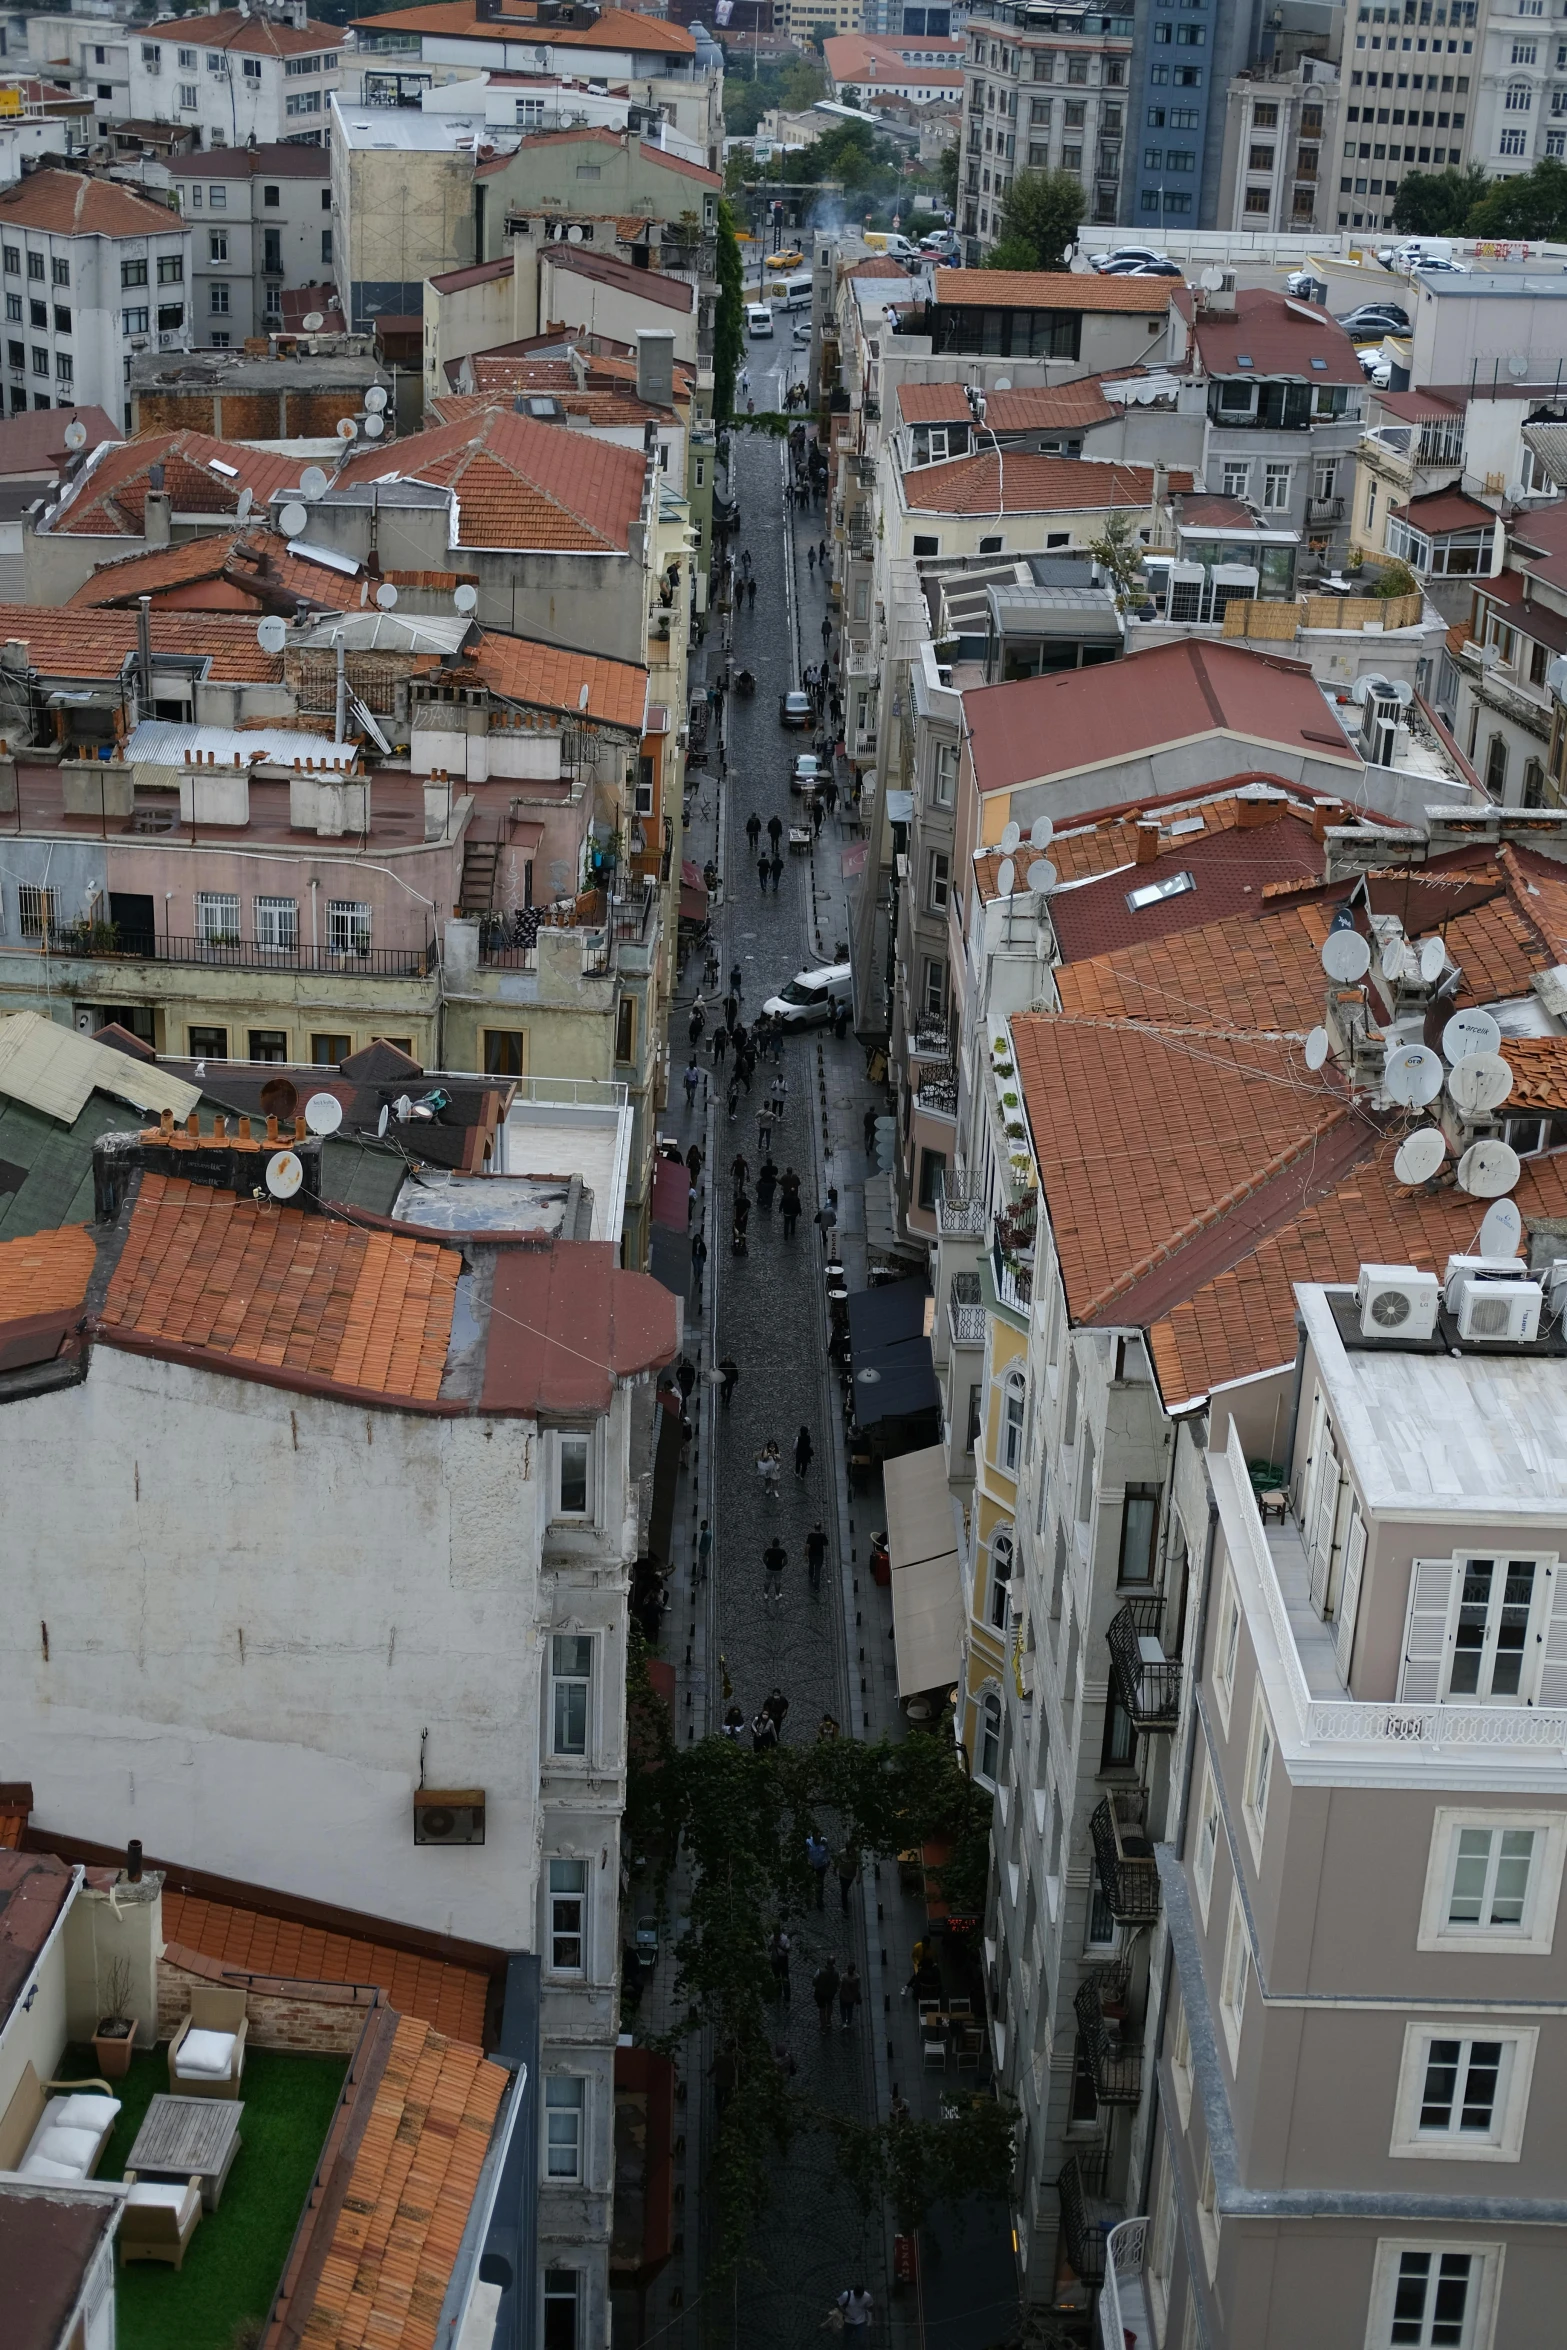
[1356,1263,1440,1339]
[1455,1278,1542,1344]
[413,1787,485,1845]
[1442,1254,1529,1314]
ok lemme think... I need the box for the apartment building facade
[1125,0,1260,233]
[1325,0,1478,235]
[125,5,346,149]
[0,169,190,428]
[956,0,1135,262]
[1468,0,1567,175]
[173,142,332,345]
[1214,58,1339,233]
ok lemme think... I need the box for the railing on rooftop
[37,927,434,979]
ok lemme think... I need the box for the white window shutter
[1335,1509,1366,1684]
[1537,1560,1567,1708]
[1399,1557,1457,1704]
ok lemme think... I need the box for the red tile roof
[1046,796,1327,963]
[179,142,331,179]
[542,245,695,312]
[0,1222,95,1323]
[934,268,1173,314]
[966,640,1360,797]
[985,380,1118,432]
[429,254,513,295]
[847,256,912,281]
[67,526,354,611]
[339,405,648,554]
[0,404,117,479]
[350,0,697,53]
[1389,486,1498,536]
[162,1891,491,2043]
[0,600,283,682]
[467,348,693,400]
[47,431,310,538]
[0,1852,76,2030]
[1177,494,1256,529]
[1193,286,1364,385]
[144,8,342,57]
[460,633,647,731]
[431,386,668,430]
[895,384,972,426]
[0,168,178,240]
[904,451,1191,515]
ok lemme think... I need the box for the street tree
[985,167,1083,272]
[1390,163,1489,235]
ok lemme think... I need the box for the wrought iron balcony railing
[1107,1598,1181,1733]
[1089,1791,1161,1926]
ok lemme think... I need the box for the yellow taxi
[765,247,804,272]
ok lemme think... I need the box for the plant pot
[93,2022,135,2079]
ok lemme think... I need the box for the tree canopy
[1391,157,1567,240]
[1390,164,1491,235]
[985,167,1083,272]
[714,199,746,423]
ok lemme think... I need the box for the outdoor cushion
[48,2095,121,2132]
[21,2153,83,2182]
[127,2181,197,2214]
[174,2028,236,2077]
[34,2125,100,2171]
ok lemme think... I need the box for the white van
[782,274,812,312]
[746,303,773,337]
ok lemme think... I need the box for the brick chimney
[1135,819,1161,864]
[1235,784,1286,829]
[1312,796,1346,843]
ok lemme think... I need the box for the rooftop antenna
[578,683,590,711]
[1456,1137,1521,1198]
[1441,1007,1502,1064]
[365,386,388,415]
[999,819,1021,854]
[1384,1043,1443,1107]
[377,1103,390,1139]
[1027,857,1056,893]
[1029,816,1053,850]
[1478,1195,1524,1258]
[1393,1126,1446,1184]
[304,1091,344,1135]
[454,583,478,615]
[364,415,386,439]
[260,1076,298,1120]
[300,466,329,501]
[279,501,308,539]
[236,486,253,521]
[996,855,1016,897]
[1547,656,1567,701]
[1419,935,1446,984]
[376,582,399,609]
[301,310,326,333]
[335,417,358,441]
[63,418,87,451]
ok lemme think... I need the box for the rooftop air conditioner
[1455,1279,1542,1344]
[1442,1254,1531,1313]
[413,1787,486,1845]
[1356,1263,1439,1340]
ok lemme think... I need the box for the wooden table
[126,2095,244,2211]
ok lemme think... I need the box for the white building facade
[0,168,190,426]
[126,5,346,150]
[174,142,331,344]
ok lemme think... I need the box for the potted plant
[92,1956,136,2080]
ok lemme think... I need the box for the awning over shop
[846,1275,941,1457]
[650,1155,690,1232]
[885,1444,962,1698]
[679,860,708,922]
[647,1390,682,1568]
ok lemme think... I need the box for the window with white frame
[555,1431,591,1520]
[977,1689,1002,1783]
[326,898,370,955]
[927,848,950,914]
[1221,459,1250,498]
[1170,1995,1194,2128]
[1390,2023,1535,2162]
[1213,1573,1241,1728]
[1418,1811,1564,1955]
[1262,461,1292,510]
[932,741,958,807]
[1001,1370,1025,1474]
[1400,1554,1563,1707]
[550,1635,592,1757]
[1194,1758,1219,1920]
[254,894,297,950]
[544,2270,581,2350]
[548,1857,587,1972]
[922,956,946,1019]
[545,2076,585,2180]
[195,889,239,943]
[1218,1888,1248,2064]
[990,1530,1013,1630]
[1366,2241,1502,2349]
[1242,1693,1273,1860]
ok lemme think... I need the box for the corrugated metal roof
[293,611,472,655]
[126,718,355,769]
[0,1010,201,1125]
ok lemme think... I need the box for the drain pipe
[1280,1317,1308,1506]
[333,630,346,746]
[136,594,153,720]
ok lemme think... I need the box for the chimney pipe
[126,1839,143,1883]
[137,595,153,716]
[1313,796,1345,843]
[1135,819,1161,864]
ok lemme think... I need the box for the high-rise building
[1124,0,1259,232]
[1324,0,1479,236]
[957,0,1134,264]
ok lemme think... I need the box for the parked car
[792,752,823,793]
[1121,259,1184,278]
[779,689,813,727]
[763,961,853,1027]
[1339,300,1410,331]
[1286,268,1328,298]
[920,230,957,256]
[1414,255,1470,274]
[1359,349,1393,388]
[1090,245,1171,273]
[792,321,811,345]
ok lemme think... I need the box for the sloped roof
[0,1221,96,1324]
[0,601,284,682]
[145,7,340,55]
[1390,486,1498,535]
[896,383,972,426]
[1192,286,1364,385]
[985,380,1118,432]
[338,406,647,553]
[349,0,697,53]
[542,244,695,311]
[847,256,912,281]
[934,269,1173,314]
[903,451,1191,515]
[0,1011,201,1124]
[461,633,647,730]
[0,168,178,240]
[1045,798,1327,963]
[0,404,117,479]
[163,1890,491,2043]
[45,431,310,538]
[67,526,355,611]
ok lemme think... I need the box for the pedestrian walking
[818,539,828,569]
[738,1047,756,1092]
[820,615,831,650]
[719,1354,739,1407]
[769,852,784,893]
[835,1845,859,1915]
[730,961,744,999]
[835,2287,873,2339]
[812,1957,840,2028]
[741,547,752,579]
[687,1006,705,1048]
[756,1159,778,1212]
[676,1356,696,1406]
[732,1189,750,1244]
[824,775,839,817]
[770,1927,791,2002]
[726,1076,741,1124]
[746,810,762,855]
[686,1142,703,1187]
[813,796,825,836]
[752,1708,778,1752]
[758,852,770,893]
[763,1685,790,1736]
[757,1443,781,1501]
[696,1518,713,1584]
[690,1228,707,1301]
[730,1151,750,1194]
[722,1702,745,1741]
[806,1831,830,1910]
[724,990,739,1031]
[806,1520,827,1594]
[807,543,817,572]
[757,1107,774,1153]
[684,1058,701,1109]
[813,1189,839,1247]
[780,1168,802,1239]
[711,1023,728,1068]
[767,813,783,851]
[760,1537,787,1608]
[748,576,757,610]
[837,1961,862,2031]
[794,1424,813,1480]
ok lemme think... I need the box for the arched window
[1505,79,1533,109]
[977,1690,1002,1783]
[1002,1368,1026,1473]
[990,1529,1014,1630]
[1486,734,1508,799]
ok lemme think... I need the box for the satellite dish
[1389,678,1414,707]
[1199,266,1224,290]
[279,501,308,538]
[1322,929,1372,983]
[1304,1026,1330,1071]
[302,310,326,332]
[265,1149,304,1201]
[1548,656,1567,699]
[1505,481,1527,504]
[1027,858,1056,893]
[1478,1196,1524,1259]
[393,1094,413,1124]
[1394,1126,1446,1184]
[1381,936,1407,981]
[364,414,385,439]
[259,1076,298,1120]
[304,1091,344,1135]
[1447,1051,1514,1116]
[454,583,478,615]
[993,376,1012,391]
[1384,1043,1444,1106]
[1442,1007,1501,1063]
[1029,816,1053,850]
[1456,1138,1521,1198]
[1477,642,1500,669]
[365,385,388,414]
[375,582,399,610]
[63,417,87,450]
[256,614,286,655]
[377,1103,389,1138]
[1350,674,1372,705]
[1508,354,1530,379]
[996,856,1016,897]
[999,819,1021,853]
[336,416,358,440]
[236,486,253,521]
[567,223,584,242]
[1419,936,1446,984]
[300,466,329,500]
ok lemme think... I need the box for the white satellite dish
[454,583,478,614]
[1478,1196,1524,1259]
[1442,1007,1501,1063]
[1199,265,1224,290]
[1394,1126,1446,1185]
[1384,1043,1444,1107]
[1350,672,1385,706]
[365,385,388,414]
[375,582,399,610]
[279,501,308,538]
[1419,936,1446,984]
[256,614,286,655]
[1548,656,1567,699]
[1304,1026,1330,1071]
[1508,354,1530,379]
[999,819,1021,854]
[1029,816,1053,850]
[265,1149,304,1200]
[1506,481,1526,505]
[236,486,253,521]
[301,310,326,333]
[364,414,385,439]
[1381,936,1407,982]
[1477,642,1501,669]
[300,466,329,500]
[996,856,1016,897]
[376,1102,389,1139]
[566,223,584,243]
[1388,678,1415,707]
[304,1091,344,1136]
[993,376,1012,391]
[336,417,358,440]
[1456,1138,1521,1199]
[1322,929,1372,983]
[1447,1051,1514,1116]
[393,1094,413,1124]
[1027,858,1056,893]
[63,417,87,450]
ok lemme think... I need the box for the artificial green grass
[66,2041,347,2350]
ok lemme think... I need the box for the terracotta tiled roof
[0,1814,24,1851]
[162,1892,491,2042]
[904,452,1191,515]
[145,7,341,56]
[101,1174,457,1400]
[1499,840,1567,961]
[431,386,666,430]
[350,0,696,52]
[0,601,282,683]
[1490,1036,1567,1114]
[0,404,117,479]
[934,268,1173,314]
[462,634,647,730]
[847,256,911,281]
[67,527,354,611]
[1192,285,1364,387]
[985,380,1118,433]
[47,432,311,538]
[0,1222,95,1324]
[0,168,177,239]
[895,384,971,426]
[181,143,331,180]
[429,255,513,295]
[291,2013,507,2350]
[468,347,693,398]
[340,406,647,553]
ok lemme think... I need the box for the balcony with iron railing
[471,882,657,977]
[1097,2217,1151,2350]
[936,1174,986,1238]
[1107,1597,1180,1733]
[1073,1961,1143,2106]
[1306,494,1345,524]
[1056,2150,1118,2292]
[947,1268,986,1348]
[1089,1791,1161,1927]
[918,1065,958,1117]
[37,925,434,980]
